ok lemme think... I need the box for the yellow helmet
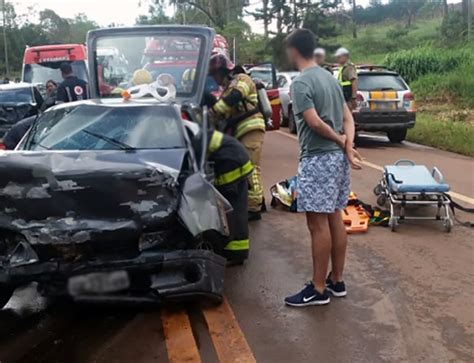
[132,69,153,86]
[182,68,196,89]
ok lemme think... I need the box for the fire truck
[22,44,88,92]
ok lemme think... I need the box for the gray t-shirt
[290,66,345,159]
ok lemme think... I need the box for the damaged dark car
[0,26,231,308]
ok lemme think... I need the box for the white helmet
[335,47,350,57]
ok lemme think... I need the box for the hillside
[327,17,474,156]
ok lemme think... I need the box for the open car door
[87,25,215,104]
[248,62,281,131]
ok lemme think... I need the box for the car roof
[0,82,35,91]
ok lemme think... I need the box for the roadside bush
[411,63,474,107]
[384,47,472,83]
[440,12,467,43]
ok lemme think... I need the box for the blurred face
[286,47,299,70]
[314,54,325,65]
[46,82,57,95]
[336,54,348,65]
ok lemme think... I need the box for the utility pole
[1,0,9,78]
[352,0,357,39]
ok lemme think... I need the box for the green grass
[326,18,442,63]
[407,113,474,156]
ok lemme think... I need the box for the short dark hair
[285,28,316,59]
[60,62,73,75]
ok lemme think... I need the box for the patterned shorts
[297,151,350,213]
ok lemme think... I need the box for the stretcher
[374,160,453,232]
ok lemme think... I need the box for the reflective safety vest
[337,62,355,102]
[207,130,253,186]
[212,73,265,139]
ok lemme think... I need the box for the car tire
[288,109,297,134]
[387,129,407,143]
[193,231,226,257]
[0,284,14,309]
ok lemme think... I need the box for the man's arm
[302,108,345,149]
[351,79,358,109]
[342,103,362,169]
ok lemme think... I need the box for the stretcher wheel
[443,219,453,233]
[373,184,383,196]
[389,217,398,232]
[377,194,387,207]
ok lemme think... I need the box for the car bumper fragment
[0,249,226,303]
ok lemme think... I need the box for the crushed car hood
[0,149,186,246]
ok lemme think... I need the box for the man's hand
[346,147,363,170]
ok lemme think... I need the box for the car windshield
[95,34,204,98]
[23,61,88,85]
[26,104,186,151]
[358,74,407,91]
[0,88,33,103]
[249,69,273,89]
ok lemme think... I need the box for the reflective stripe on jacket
[207,130,253,186]
[212,73,265,138]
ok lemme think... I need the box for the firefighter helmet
[209,53,235,75]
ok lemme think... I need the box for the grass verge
[407,113,474,156]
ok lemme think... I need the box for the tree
[39,9,71,43]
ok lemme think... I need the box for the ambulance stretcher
[374,160,453,232]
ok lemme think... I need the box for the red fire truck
[22,44,88,89]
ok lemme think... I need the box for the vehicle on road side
[276,71,299,132]
[22,44,89,95]
[246,63,281,130]
[0,26,229,309]
[0,82,43,138]
[348,66,416,143]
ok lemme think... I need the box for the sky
[14,0,460,29]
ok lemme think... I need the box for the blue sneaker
[284,282,330,307]
[326,272,347,298]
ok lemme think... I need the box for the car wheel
[387,129,407,143]
[0,284,14,309]
[288,109,297,134]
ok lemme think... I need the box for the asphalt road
[0,130,473,363]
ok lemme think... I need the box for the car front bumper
[0,249,226,304]
[353,111,416,131]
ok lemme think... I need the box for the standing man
[283,29,362,307]
[335,47,358,110]
[208,54,266,221]
[313,47,333,74]
[56,62,89,103]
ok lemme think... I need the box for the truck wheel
[0,284,14,309]
[288,109,297,134]
[387,129,407,143]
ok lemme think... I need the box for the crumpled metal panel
[0,149,186,247]
[178,173,232,237]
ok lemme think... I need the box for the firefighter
[335,47,358,110]
[207,54,265,221]
[188,124,253,262]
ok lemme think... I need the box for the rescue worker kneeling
[193,127,253,262]
[207,54,266,221]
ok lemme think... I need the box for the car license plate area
[370,101,397,111]
[68,270,130,296]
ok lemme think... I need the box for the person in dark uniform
[3,115,36,150]
[190,124,253,263]
[314,48,333,74]
[56,62,89,103]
